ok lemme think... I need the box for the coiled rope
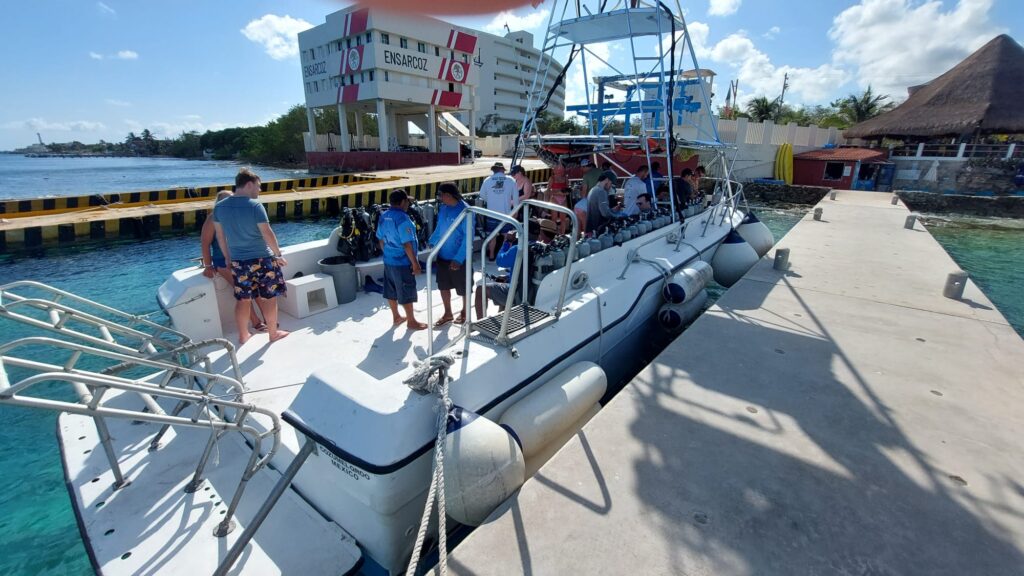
[403,354,455,576]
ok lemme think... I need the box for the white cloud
[563,42,615,125]
[483,9,550,34]
[115,50,138,60]
[241,14,313,60]
[763,26,780,40]
[89,52,104,60]
[106,99,132,107]
[829,0,1004,99]
[708,0,741,17]
[2,118,106,132]
[96,1,116,16]
[707,31,848,107]
[182,114,202,121]
[122,118,228,138]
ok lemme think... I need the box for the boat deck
[442,190,1024,575]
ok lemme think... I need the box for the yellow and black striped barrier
[0,168,552,251]
[0,173,390,219]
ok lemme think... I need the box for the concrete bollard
[891,195,899,205]
[773,248,790,271]
[904,214,917,229]
[943,270,968,300]
[813,207,823,221]
[830,190,837,200]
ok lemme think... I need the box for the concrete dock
[445,190,1024,575]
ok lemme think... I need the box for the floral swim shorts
[230,257,287,300]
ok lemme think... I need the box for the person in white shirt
[477,162,520,259]
[621,164,649,217]
[573,196,589,237]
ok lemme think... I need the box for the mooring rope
[404,354,455,576]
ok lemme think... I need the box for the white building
[472,30,565,133]
[298,6,564,158]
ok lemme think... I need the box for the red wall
[793,159,856,189]
[307,151,460,172]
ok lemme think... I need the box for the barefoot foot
[392,315,406,326]
[406,320,427,331]
[269,330,291,342]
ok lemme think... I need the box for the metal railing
[0,336,279,537]
[509,199,579,318]
[425,205,525,357]
[0,280,191,357]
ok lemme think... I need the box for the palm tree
[833,86,895,125]
[745,96,779,122]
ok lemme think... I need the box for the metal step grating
[472,304,552,341]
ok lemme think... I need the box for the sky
[1,0,1021,150]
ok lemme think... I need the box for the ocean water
[1,204,1020,575]
[0,155,306,200]
[925,216,1024,337]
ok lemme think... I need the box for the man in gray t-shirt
[586,171,620,232]
[213,168,290,345]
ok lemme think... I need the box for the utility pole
[775,73,789,122]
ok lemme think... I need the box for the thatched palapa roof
[844,34,1024,139]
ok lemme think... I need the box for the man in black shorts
[428,183,469,326]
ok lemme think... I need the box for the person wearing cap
[376,189,426,331]
[586,171,621,231]
[581,157,602,193]
[477,162,519,260]
[473,220,557,320]
[510,165,534,201]
[428,182,469,327]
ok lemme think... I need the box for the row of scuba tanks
[333,201,437,265]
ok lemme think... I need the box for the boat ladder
[0,281,280,542]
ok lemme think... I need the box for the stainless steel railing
[425,205,525,357]
[0,335,279,538]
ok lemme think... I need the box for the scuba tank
[588,234,603,254]
[420,201,436,239]
[575,238,591,259]
[334,208,358,264]
[353,207,374,261]
[406,201,429,248]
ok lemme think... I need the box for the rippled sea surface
[0,155,306,200]
[1,201,1020,575]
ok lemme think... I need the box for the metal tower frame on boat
[511,0,727,222]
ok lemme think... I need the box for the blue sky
[1,0,1021,150]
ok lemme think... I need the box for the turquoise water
[1,205,1020,574]
[0,155,306,200]
[925,216,1024,337]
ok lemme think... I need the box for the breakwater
[897,190,1024,219]
[0,165,552,251]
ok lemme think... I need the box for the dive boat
[0,2,775,574]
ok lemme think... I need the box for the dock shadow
[624,278,1024,575]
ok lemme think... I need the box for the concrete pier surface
[446,190,1024,575]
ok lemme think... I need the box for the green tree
[832,86,895,126]
[745,96,780,122]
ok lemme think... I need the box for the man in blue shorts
[376,189,427,330]
[213,168,289,345]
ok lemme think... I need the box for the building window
[336,41,343,52]
[381,33,390,45]
[384,70,389,81]
[346,38,352,49]
[463,53,469,62]
[400,37,408,49]
[356,36,362,46]
[349,74,355,85]
[366,32,372,43]
[309,49,315,60]
[823,162,845,181]
[435,46,440,56]
[368,70,374,82]
[417,42,426,53]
